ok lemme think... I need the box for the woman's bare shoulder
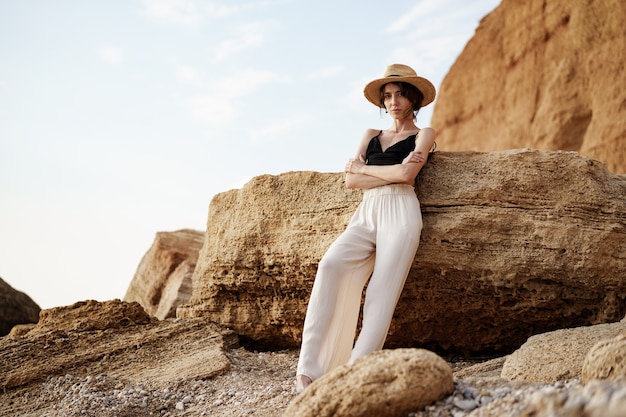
[364,127,382,136]
[353,128,381,157]
[415,127,436,151]
[417,127,436,141]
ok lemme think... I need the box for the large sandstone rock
[178,150,626,354]
[0,277,40,336]
[501,320,626,383]
[178,171,361,347]
[1,299,238,390]
[431,0,626,174]
[124,229,204,320]
[582,332,626,384]
[283,348,454,417]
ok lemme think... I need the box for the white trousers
[296,184,423,380]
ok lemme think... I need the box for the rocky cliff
[178,150,626,354]
[431,0,626,174]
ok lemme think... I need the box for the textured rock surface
[124,229,204,320]
[582,332,626,384]
[178,150,626,354]
[30,298,152,336]
[1,299,238,390]
[501,320,626,383]
[431,0,626,174]
[2,329,625,417]
[283,348,454,417]
[178,171,362,347]
[471,378,626,417]
[0,277,40,336]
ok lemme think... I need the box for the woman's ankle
[295,374,313,393]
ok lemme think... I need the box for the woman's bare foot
[295,374,312,393]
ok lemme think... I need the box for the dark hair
[379,82,425,116]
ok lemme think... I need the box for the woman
[295,64,437,393]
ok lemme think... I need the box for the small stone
[479,395,494,406]
[453,399,478,411]
[494,387,512,397]
[462,387,478,398]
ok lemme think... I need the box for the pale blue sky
[0,0,500,309]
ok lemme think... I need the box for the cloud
[177,66,284,94]
[305,65,345,80]
[138,0,213,26]
[185,68,286,126]
[187,93,235,125]
[176,65,202,85]
[138,0,290,26]
[98,46,124,65]
[387,1,495,40]
[215,21,269,61]
[386,0,457,34]
[211,68,285,97]
[248,113,314,143]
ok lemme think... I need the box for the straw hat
[363,64,436,108]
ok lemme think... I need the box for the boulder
[28,299,153,336]
[0,277,40,336]
[431,0,626,174]
[124,229,204,320]
[1,299,238,390]
[283,348,454,417]
[178,150,626,354]
[501,320,626,383]
[582,332,626,384]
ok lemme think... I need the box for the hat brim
[364,76,436,109]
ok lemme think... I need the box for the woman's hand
[345,155,367,174]
[402,150,425,165]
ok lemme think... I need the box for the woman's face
[382,83,413,119]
